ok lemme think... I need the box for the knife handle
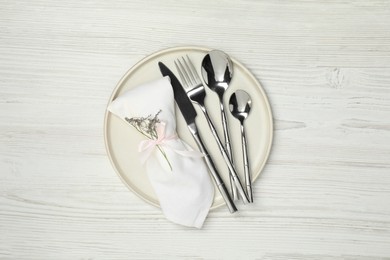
[187,123,237,213]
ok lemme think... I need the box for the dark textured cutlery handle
[188,123,237,213]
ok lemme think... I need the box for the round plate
[104,46,273,210]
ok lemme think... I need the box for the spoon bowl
[201,50,233,96]
[229,90,252,122]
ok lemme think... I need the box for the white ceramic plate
[104,46,273,210]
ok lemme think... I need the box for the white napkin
[107,76,214,228]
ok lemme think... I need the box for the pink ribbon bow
[138,122,203,165]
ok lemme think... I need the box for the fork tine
[182,56,196,85]
[176,58,192,87]
[174,60,188,87]
[185,55,201,83]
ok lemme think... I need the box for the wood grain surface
[1,0,390,259]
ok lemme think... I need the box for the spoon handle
[240,122,253,203]
[199,105,249,203]
[187,122,237,213]
[219,100,238,200]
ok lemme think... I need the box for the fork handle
[187,123,237,213]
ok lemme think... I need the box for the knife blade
[158,61,237,213]
[158,62,197,125]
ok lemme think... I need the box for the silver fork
[174,55,249,204]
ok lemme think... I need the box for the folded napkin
[107,76,214,228]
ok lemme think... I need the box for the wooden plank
[1,0,390,259]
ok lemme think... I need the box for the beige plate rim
[103,45,274,210]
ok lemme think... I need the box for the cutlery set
[158,50,253,213]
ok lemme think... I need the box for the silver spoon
[229,90,253,203]
[201,50,238,200]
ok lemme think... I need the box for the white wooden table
[1,1,390,259]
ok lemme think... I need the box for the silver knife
[158,61,237,213]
